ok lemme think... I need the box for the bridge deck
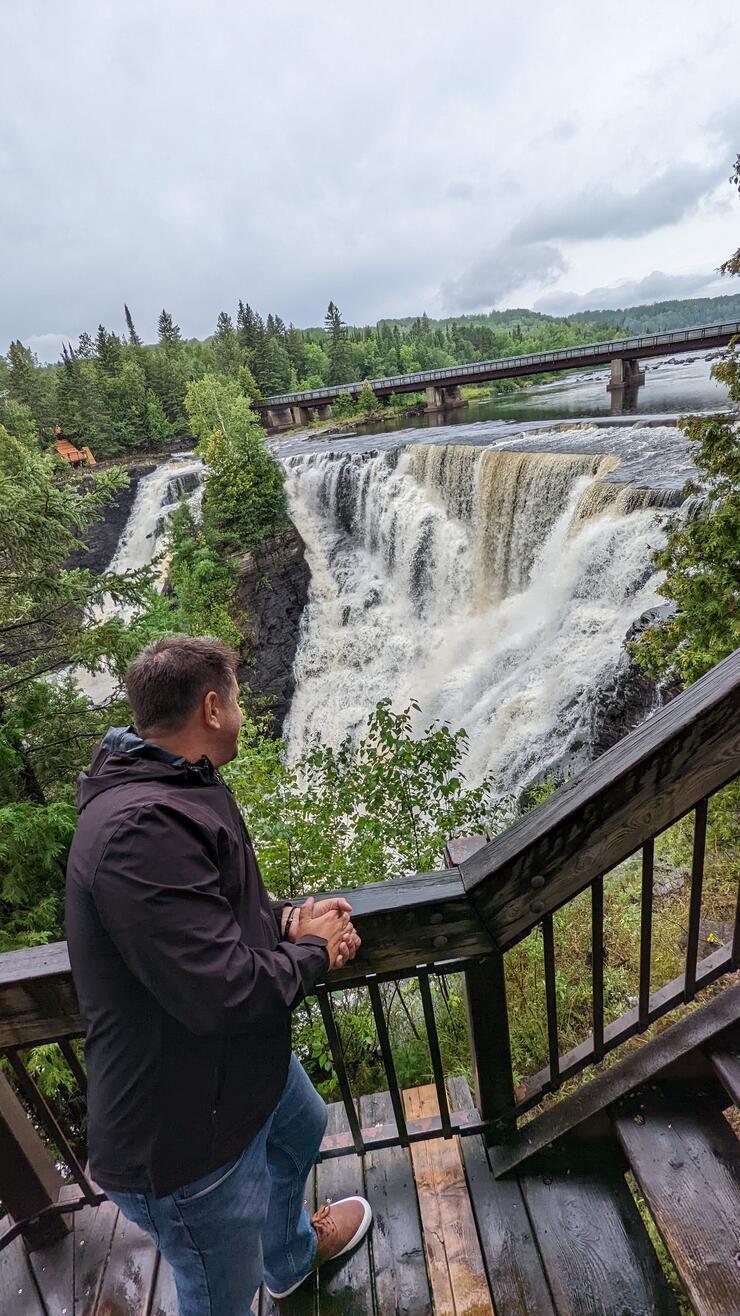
[258,318,740,409]
[8,1068,736,1316]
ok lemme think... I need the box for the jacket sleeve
[91,803,329,1036]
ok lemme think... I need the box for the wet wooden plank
[521,1145,679,1316]
[614,1082,740,1316]
[74,1199,118,1316]
[314,1100,372,1315]
[706,1022,740,1107]
[403,1084,493,1316]
[0,1225,46,1315]
[448,1075,555,1316]
[149,1254,179,1316]
[91,1206,157,1316]
[359,1089,432,1315]
[27,1203,74,1316]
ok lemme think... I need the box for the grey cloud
[534,269,727,315]
[447,180,475,202]
[444,241,568,313]
[514,160,728,243]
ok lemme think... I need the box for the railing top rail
[259,320,740,406]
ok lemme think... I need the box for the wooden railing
[2,647,739,1250]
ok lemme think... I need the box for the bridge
[257,319,740,429]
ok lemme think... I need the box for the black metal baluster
[417,969,452,1138]
[5,1049,98,1201]
[367,980,409,1146]
[59,1039,87,1095]
[542,914,560,1089]
[314,987,364,1155]
[726,868,732,973]
[591,878,604,1061]
[639,839,654,1029]
[685,798,708,1000]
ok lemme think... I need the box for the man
[65,636,372,1314]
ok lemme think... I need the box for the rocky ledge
[235,527,311,735]
[66,462,156,573]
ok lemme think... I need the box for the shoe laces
[310,1198,337,1245]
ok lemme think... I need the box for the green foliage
[227,698,500,899]
[166,502,242,645]
[184,374,289,553]
[631,344,740,684]
[357,379,379,413]
[0,417,163,946]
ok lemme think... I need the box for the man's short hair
[126,636,239,735]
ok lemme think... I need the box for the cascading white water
[75,457,204,701]
[282,442,677,795]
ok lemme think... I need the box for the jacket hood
[76,726,217,812]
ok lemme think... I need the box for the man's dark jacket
[65,728,329,1198]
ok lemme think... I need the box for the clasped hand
[287,896,360,970]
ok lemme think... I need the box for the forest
[0,300,634,458]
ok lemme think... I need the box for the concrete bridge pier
[607,357,645,415]
[314,403,333,421]
[291,403,311,426]
[424,383,467,413]
[265,405,295,431]
[607,357,645,392]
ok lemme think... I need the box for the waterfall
[282,443,677,795]
[75,457,204,702]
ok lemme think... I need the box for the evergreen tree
[213,311,242,377]
[124,304,142,347]
[237,301,258,350]
[158,309,182,345]
[77,331,95,359]
[324,301,354,386]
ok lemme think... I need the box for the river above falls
[275,348,729,492]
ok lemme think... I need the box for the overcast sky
[3,0,740,361]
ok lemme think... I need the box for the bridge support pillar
[264,405,295,431]
[607,357,645,391]
[424,383,468,413]
[291,404,311,427]
[314,403,332,421]
[607,357,645,415]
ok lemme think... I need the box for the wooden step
[705,1021,740,1106]
[451,1075,677,1316]
[402,1083,494,1316]
[613,1081,740,1316]
[489,982,740,1178]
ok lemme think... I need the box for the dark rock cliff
[66,463,156,573]
[234,527,310,735]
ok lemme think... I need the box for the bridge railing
[1,648,739,1247]
[261,320,740,405]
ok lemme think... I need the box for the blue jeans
[105,1053,328,1315]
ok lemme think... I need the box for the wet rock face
[65,463,156,573]
[235,527,310,735]
[575,605,680,769]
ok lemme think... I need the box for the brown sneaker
[265,1195,372,1299]
[311,1195,372,1265]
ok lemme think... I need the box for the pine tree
[124,304,142,347]
[77,331,95,359]
[324,301,354,386]
[158,309,182,345]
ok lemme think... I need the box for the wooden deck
[3,1063,740,1316]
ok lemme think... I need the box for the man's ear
[203,689,220,728]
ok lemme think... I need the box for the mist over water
[283,434,680,795]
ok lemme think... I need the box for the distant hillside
[564,293,740,335]
[379,293,740,339]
